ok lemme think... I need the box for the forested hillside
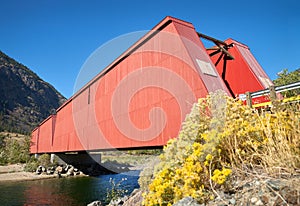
[0,51,66,134]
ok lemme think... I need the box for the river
[0,170,140,206]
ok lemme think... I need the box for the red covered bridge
[30,16,273,155]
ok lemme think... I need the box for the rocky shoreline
[0,163,90,182]
[88,174,300,206]
[0,153,152,183]
[87,158,300,206]
[0,164,58,182]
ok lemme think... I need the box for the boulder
[46,166,55,175]
[73,168,81,176]
[41,166,46,173]
[66,166,74,176]
[87,200,102,206]
[35,165,46,175]
[122,189,143,206]
[173,197,202,206]
[108,196,129,206]
[62,164,71,174]
[55,166,63,174]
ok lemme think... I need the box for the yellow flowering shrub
[211,167,232,185]
[142,91,300,205]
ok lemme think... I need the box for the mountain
[0,50,66,134]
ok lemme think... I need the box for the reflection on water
[0,170,140,206]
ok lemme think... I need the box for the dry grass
[220,100,300,178]
[260,109,300,175]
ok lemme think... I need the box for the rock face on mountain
[0,50,66,134]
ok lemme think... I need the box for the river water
[0,170,140,206]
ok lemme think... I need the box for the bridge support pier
[55,151,111,176]
[50,154,55,163]
[56,151,101,166]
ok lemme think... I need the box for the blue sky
[1,0,299,98]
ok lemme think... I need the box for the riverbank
[0,164,57,182]
[0,152,159,183]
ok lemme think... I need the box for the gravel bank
[0,164,56,182]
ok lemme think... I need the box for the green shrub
[273,68,300,97]
[24,154,58,172]
[138,157,160,191]
[0,135,31,165]
[106,178,128,204]
[37,154,51,167]
[24,156,39,172]
[127,149,162,155]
